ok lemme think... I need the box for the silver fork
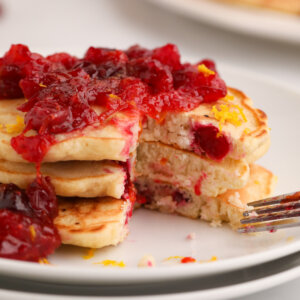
[238,191,300,233]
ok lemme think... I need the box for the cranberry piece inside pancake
[191,123,231,161]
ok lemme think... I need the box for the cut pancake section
[136,141,250,197]
[0,160,126,199]
[0,99,141,163]
[201,165,277,228]
[141,88,270,163]
[55,197,131,248]
[135,165,277,228]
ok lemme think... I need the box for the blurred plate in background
[149,0,300,44]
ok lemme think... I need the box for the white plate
[149,0,300,44]
[0,250,300,299]
[0,64,300,285]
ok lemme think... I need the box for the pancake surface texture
[55,197,131,248]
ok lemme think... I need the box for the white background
[0,0,300,299]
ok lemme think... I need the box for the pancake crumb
[248,211,258,217]
[138,255,156,267]
[210,220,222,227]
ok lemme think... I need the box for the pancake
[0,160,126,198]
[55,197,131,248]
[135,164,277,228]
[136,141,250,197]
[0,99,140,163]
[141,87,270,163]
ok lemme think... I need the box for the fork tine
[240,210,300,224]
[243,200,300,217]
[239,191,300,233]
[238,220,300,233]
[248,191,300,208]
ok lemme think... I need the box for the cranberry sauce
[191,123,231,161]
[0,179,60,262]
[119,160,136,205]
[0,44,226,164]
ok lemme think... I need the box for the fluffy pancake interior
[135,164,277,228]
[136,141,250,197]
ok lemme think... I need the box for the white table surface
[0,0,299,299]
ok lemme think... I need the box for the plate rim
[148,0,300,45]
[0,231,300,285]
[0,250,300,300]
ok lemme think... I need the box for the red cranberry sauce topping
[0,178,60,262]
[191,123,231,161]
[0,43,227,164]
[0,44,227,262]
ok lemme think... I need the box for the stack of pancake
[135,88,277,228]
[0,98,141,248]
[0,87,276,250]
